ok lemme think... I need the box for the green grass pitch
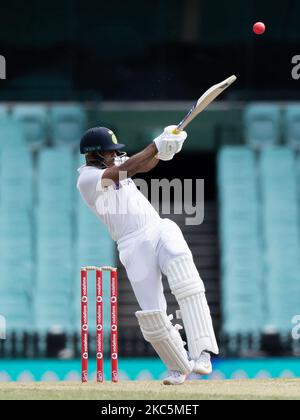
[0,379,300,400]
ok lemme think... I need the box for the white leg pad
[167,255,219,359]
[135,310,193,375]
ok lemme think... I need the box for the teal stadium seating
[50,105,86,146]
[0,208,33,336]
[0,294,32,334]
[219,144,300,340]
[36,265,73,295]
[244,104,281,148]
[0,106,115,341]
[285,104,300,149]
[12,105,48,150]
[2,101,300,350]
[218,147,263,340]
[37,147,74,210]
[34,295,73,334]
[0,147,33,209]
[75,198,115,334]
[35,146,74,333]
[259,148,300,332]
[0,119,26,150]
[0,105,8,119]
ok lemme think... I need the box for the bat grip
[172,127,181,135]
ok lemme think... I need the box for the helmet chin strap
[113,152,128,167]
[99,151,128,168]
[86,151,128,169]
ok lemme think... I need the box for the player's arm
[139,156,160,173]
[102,125,187,184]
[102,143,159,183]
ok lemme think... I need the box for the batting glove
[153,125,187,160]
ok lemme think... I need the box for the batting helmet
[80,127,125,154]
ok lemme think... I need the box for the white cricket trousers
[117,218,192,312]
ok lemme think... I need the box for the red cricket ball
[253,22,266,35]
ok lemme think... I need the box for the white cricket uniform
[77,165,192,312]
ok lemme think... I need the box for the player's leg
[135,310,194,384]
[158,219,219,371]
[118,236,167,312]
[118,233,193,383]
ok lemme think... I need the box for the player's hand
[153,125,187,160]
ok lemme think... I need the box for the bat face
[173,75,237,134]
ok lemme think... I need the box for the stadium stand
[0,109,115,357]
[244,104,281,148]
[259,148,300,334]
[284,104,300,149]
[219,104,300,351]
[0,120,26,150]
[218,147,263,352]
[0,138,34,345]
[50,105,86,146]
[1,102,300,358]
[75,190,115,336]
[0,105,8,118]
[12,105,48,150]
[35,147,77,335]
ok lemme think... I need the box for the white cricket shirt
[77,165,160,241]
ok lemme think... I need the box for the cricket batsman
[77,126,219,385]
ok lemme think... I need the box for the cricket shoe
[163,370,187,386]
[193,352,212,375]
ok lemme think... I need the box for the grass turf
[0,379,299,400]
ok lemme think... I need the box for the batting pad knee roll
[135,310,193,375]
[167,255,219,358]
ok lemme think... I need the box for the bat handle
[172,127,181,135]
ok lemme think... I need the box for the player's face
[101,151,117,167]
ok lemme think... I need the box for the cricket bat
[173,75,237,134]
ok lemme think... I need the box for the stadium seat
[77,199,115,265]
[260,147,295,172]
[0,237,33,260]
[37,186,74,211]
[36,147,75,210]
[0,184,33,209]
[0,147,32,175]
[37,239,73,263]
[35,292,70,309]
[34,292,73,333]
[284,104,300,149]
[0,147,33,208]
[0,294,32,333]
[36,265,72,295]
[50,105,86,146]
[36,211,72,237]
[0,104,8,119]
[244,104,281,148]
[0,120,26,150]
[0,266,32,294]
[12,104,48,150]
[0,210,32,237]
[38,147,74,180]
